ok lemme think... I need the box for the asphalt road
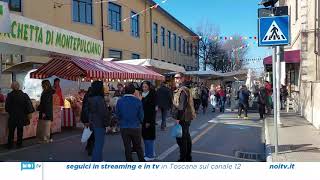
[0,109,265,162]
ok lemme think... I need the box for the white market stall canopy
[115,59,186,73]
[0,13,103,60]
[184,69,248,80]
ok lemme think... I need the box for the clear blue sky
[154,0,271,68]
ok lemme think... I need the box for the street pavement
[265,112,320,162]
[0,109,265,162]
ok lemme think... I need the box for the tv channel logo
[21,162,35,171]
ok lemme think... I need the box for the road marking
[192,124,216,144]
[190,131,198,137]
[0,134,81,156]
[198,123,208,130]
[157,123,217,161]
[192,150,258,162]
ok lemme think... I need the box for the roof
[115,59,186,73]
[30,56,165,81]
[263,50,301,65]
[147,0,198,37]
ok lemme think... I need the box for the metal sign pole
[272,46,279,155]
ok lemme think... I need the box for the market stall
[30,55,164,129]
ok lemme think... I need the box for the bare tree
[196,22,249,72]
[196,21,220,71]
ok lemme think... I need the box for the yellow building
[0,0,199,79]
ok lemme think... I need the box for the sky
[153,0,272,69]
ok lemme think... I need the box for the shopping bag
[81,127,92,143]
[171,124,183,138]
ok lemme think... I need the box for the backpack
[191,87,201,99]
[173,86,196,121]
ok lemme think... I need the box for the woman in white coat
[210,85,217,112]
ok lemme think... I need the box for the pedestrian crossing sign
[258,16,290,46]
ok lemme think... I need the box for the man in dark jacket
[237,85,251,119]
[156,82,173,131]
[257,86,267,119]
[5,82,34,149]
[116,83,145,162]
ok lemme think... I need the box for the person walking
[200,84,209,114]
[191,83,201,114]
[156,82,173,131]
[172,73,196,162]
[256,86,267,119]
[265,81,272,114]
[80,87,95,156]
[209,85,217,112]
[237,85,251,119]
[116,83,145,162]
[5,82,34,149]
[218,86,226,113]
[37,80,55,143]
[141,81,157,161]
[83,81,110,162]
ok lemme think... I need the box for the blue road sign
[258,15,290,46]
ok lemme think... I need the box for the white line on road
[198,123,208,130]
[157,123,217,161]
[190,131,198,137]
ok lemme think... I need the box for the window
[73,0,93,24]
[190,44,193,56]
[161,27,165,47]
[173,34,177,51]
[153,23,158,43]
[168,30,171,49]
[187,42,189,55]
[1,0,21,12]
[194,46,198,58]
[108,2,122,31]
[183,39,186,54]
[131,11,139,37]
[296,1,298,20]
[132,53,140,59]
[178,37,181,52]
[109,50,122,60]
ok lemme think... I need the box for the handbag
[81,127,92,143]
[171,123,183,138]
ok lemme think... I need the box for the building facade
[279,0,319,128]
[0,0,199,87]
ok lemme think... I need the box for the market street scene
[0,0,319,162]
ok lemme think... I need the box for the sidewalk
[264,112,320,162]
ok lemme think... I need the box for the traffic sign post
[258,8,290,155]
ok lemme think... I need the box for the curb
[264,117,273,162]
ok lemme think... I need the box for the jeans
[144,140,155,158]
[7,125,23,147]
[176,121,192,162]
[219,99,225,113]
[121,128,145,162]
[259,104,266,119]
[160,108,168,128]
[238,103,248,117]
[92,128,105,162]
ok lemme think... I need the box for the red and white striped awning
[30,56,165,81]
